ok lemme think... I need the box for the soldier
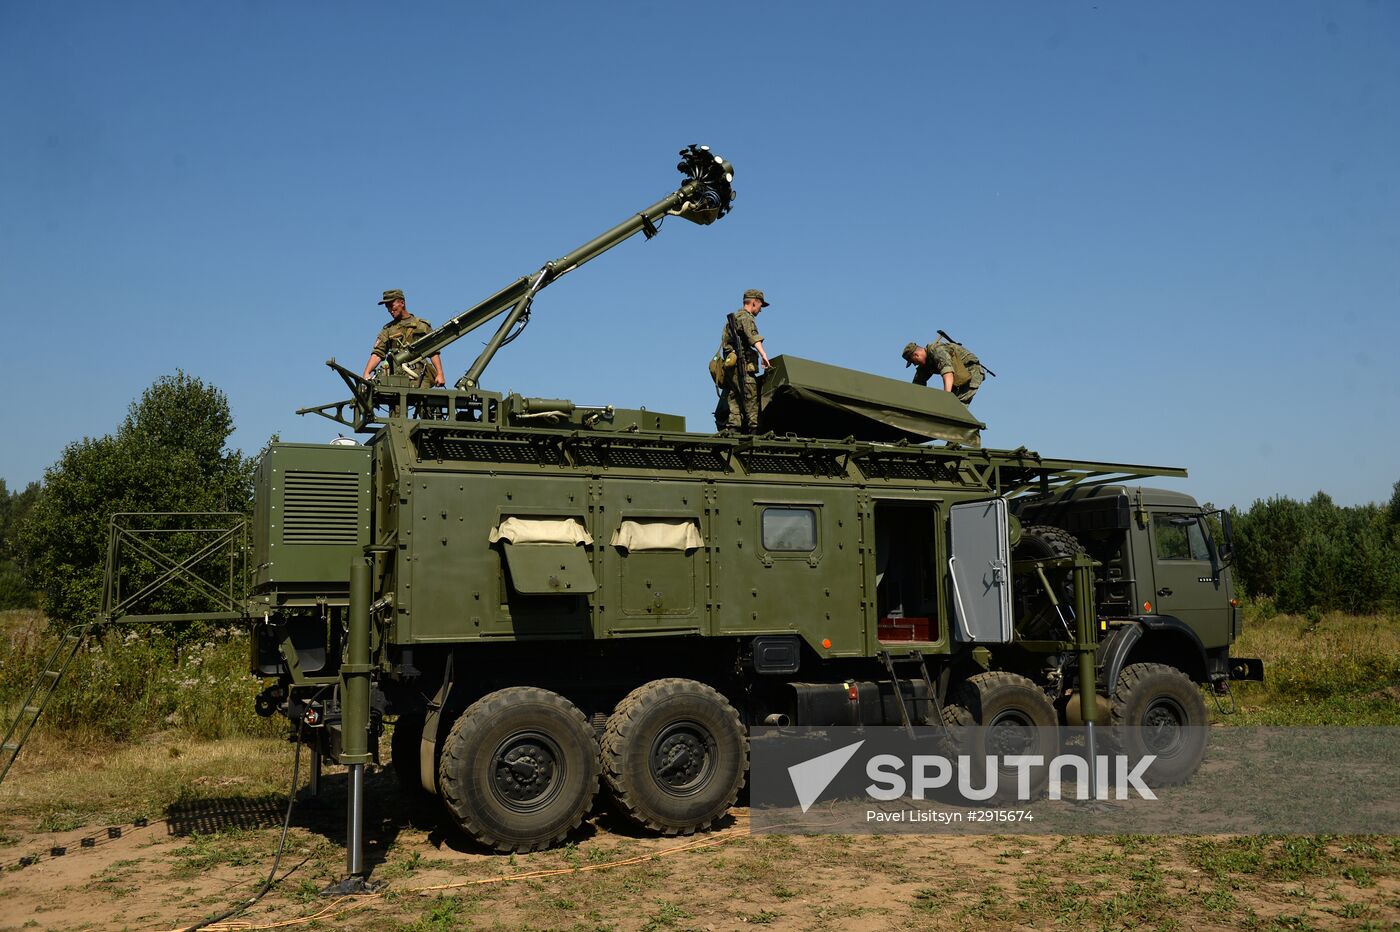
[361,289,446,387]
[902,338,985,405]
[718,289,773,432]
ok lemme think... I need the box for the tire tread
[601,678,746,835]
[439,686,598,853]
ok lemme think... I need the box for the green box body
[251,443,373,599]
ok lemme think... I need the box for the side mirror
[1217,511,1235,563]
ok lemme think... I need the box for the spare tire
[1015,524,1085,561]
[1014,525,1086,639]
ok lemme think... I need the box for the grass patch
[639,901,692,930]
[0,609,281,744]
[170,828,264,877]
[1227,609,1400,725]
[1,731,292,828]
[405,895,467,932]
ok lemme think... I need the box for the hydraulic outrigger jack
[322,558,380,896]
[1071,555,1103,802]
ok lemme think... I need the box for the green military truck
[95,148,1261,873]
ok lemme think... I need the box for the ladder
[0,624,90,788]
[878,649,946,739]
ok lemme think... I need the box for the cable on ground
[180,728,305,932]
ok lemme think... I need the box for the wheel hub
[492,733,562,808]
[651,723,715,795]
[1142,699,1186,754]
[986,711,1038,756]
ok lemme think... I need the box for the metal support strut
[342,560,373,885]
[1071,555,1101,801]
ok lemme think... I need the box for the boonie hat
[379,289,405,306]
[902,342,922,366]
[742,289,770,307]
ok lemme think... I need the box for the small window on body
[762,507,818,552]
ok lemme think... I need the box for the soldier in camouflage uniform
[902,338,985,405]
[361,289,446,388]
[718,289,773,432]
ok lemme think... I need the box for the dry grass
[5,803,1399,930]
[0,731,292,830]
[1228,609,1400,724]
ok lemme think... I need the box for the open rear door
[948,499,1013,643]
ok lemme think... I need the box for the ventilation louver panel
[859,455,962,483]
[417,435,563,465]
[740,450,845,477]
[282,471,362,545]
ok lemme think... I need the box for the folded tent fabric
[609,519,704,552]
[488,516,594,545]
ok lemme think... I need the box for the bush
[1,610,278,744]
[0,479,39,609]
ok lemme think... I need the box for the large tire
[942,672,1059,801]
[602,678,747,835]
[1102,663,1208,785]
[438,687,600,853]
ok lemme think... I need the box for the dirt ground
[3,763,1400,932]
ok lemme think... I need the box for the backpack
[935,339,975,387]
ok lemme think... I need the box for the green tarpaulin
[759,356,985,446]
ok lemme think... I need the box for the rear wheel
[942,672,1059,800]
[602,678,747,835]
[438,687,600,852]
[1103,663,1208,785]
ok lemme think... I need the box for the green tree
[0,478,41,608]
[1232,485,1400,614]
[17,373,254,625]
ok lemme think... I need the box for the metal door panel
[948,500,1012,643]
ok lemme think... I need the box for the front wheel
[1103,663,1209,785]
[438,687,600,852]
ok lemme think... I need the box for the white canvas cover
[609,519,704,552]
[488,516,593,546]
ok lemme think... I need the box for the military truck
[106,147,1262,872]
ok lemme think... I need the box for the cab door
[1145,511,1230,649]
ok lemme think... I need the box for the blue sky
[2,2,1396,509]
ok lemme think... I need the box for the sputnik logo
[787,740,865,812]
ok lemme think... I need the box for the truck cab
[1012,485,1252,690]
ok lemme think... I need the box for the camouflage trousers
[722,368,760,431]
[954,365,986,406]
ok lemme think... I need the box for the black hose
[183,727,304,931]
